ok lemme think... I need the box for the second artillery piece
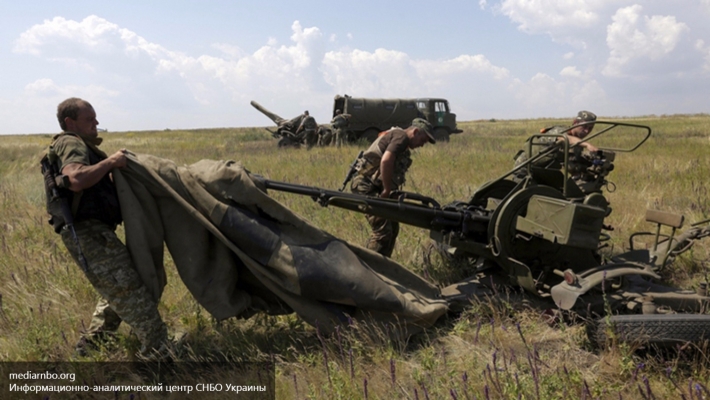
[253,120,710,348]
[250,100,333,148]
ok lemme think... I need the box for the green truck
[332,95,463,142]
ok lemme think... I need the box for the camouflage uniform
[293,114,319,149]
[330,113,351,147]
[513,110,598,188]
[350,128,413,257]
[47,133,167,355]
[512,126,564,180]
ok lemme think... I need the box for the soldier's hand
[380,189,392,198]
[108,149,128,169]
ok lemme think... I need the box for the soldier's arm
[61,150,127,192]
[379,151,396,198]
[565,135,598,152]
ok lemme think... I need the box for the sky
[1,0,709,135]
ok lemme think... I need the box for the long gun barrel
[250,100,287,125]
[254,176,491,235]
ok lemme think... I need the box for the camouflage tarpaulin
[112,152,448,336]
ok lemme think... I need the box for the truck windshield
[435,101,449,113]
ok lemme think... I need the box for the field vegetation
[1,115,710,398]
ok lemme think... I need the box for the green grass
[2,117,710,398]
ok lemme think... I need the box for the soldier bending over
[350,118,436,257]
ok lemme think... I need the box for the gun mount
[256,120,710,346]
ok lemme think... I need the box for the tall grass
[1,116,709,398]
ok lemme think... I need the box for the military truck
[332,94,463,142]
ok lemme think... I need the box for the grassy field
[1,115,710,399]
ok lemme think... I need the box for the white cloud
[211,43,245,60]
[603,5,689,77]
[499,0,601,31]
[321,48,414,95]
[494,0,617,46]
[510,73,607,115]
[560,66,582,78]
[479,0,487,10]
[563,52,575,60]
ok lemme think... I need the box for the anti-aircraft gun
[254,120,710,347]
[250,100,333,148]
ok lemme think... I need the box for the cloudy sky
[1,0,709,135]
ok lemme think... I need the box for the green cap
[574,110,597,123]
[411,118,435,144]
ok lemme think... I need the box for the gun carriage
[254,121,710,346]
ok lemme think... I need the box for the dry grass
[1,116,710,398]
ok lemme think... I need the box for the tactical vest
[43,133,122,233]
[356,130,412,189]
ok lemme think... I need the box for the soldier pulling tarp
[113,152,447,336]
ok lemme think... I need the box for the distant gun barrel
[250,100,287,125]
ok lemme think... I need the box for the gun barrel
[259,178,466,231]
[250,101,286,125]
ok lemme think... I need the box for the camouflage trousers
[350,175,400,257]
[61,220,167,354]
[333,128,346,147]
[293,129,318,149]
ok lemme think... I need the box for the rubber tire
[589,314,710,348]
[433,127,450,142]
[361,128,380,143]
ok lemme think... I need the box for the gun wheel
[588,314,710,349]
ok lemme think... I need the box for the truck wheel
[588,314,710,349]
[362,128,380,143]
[433,127,450,142]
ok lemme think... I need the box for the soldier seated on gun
[350,118,436,257]
[43,97,170,359]
[292,110,319,149]
[513,110,599,185]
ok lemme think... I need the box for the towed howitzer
[250,100,303,138]
[251,100,334,147]
[256,120,710,346]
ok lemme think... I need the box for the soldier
[331,109,352,147]
[293,110,319,149]
[350,118,436,257]
[44,98,168,358]
[515,111,598,180]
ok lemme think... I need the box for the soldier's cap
[574,110,597,123]
[411,118,436,144]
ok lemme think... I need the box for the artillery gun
[253,121,710,347]
[250,100,333,148]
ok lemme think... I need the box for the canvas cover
[113,152,448,337]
